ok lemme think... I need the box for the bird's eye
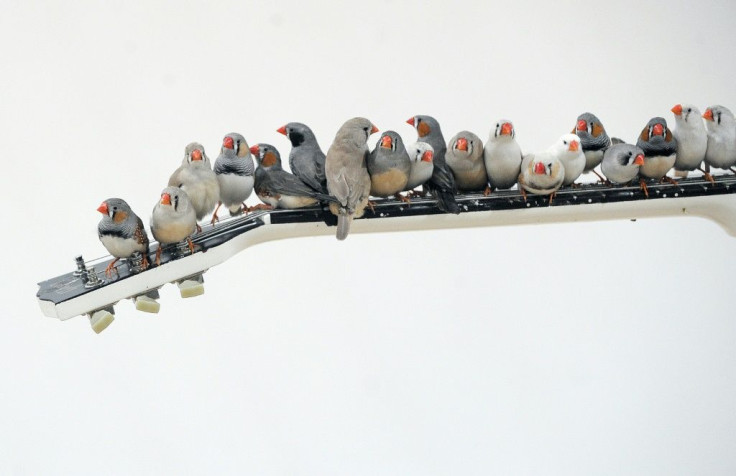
[687,108,692,113]
[628,151,632,157]
[563,140,567,145]
[113,206,117,211]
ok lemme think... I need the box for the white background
[3,1,736,474]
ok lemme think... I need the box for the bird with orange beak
[366,130,411,200]
[212,132,255,224]
[636,117,678,196]
[407,115,459,213]
[404,142,434,192]
[518,151,565,203]
[445,131,486,192]
[572,112,611,181]
[97,198,150,277]
[601,143,645,185]
[168,142,220,222]
[484,119,523,192]
[150,186,197,266]
[277,122,328,194]
[671,103,710,182]
[703,105,736,174]
[548,133,585,186]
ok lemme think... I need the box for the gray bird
[484,119,523,192]
[367,131,411,200]
[277,122,328,193]
[573,112,611,181]
[407,115,459,213]
[250,143,335,209]
[671,104,708,180]
[445,131,486,192]
[600,143,645,185]
[518,151,565,203]
[636,117,677,197]
[703,105,736,174]
[404,142,434,192]
[168,142,220,221]
[97,198,150,277]
[212,133,255,224]
[150,186,197,266]
[325,117,378,240]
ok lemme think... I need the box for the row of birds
[96,105,736,276]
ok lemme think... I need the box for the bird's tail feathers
[434,188,460,214]
[336,213,352,241]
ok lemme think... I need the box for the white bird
[483,119,523,192]
[703,105,736,175]
[518,151,565,203]
[404,142,434,192]
[671,104,708,181]
[547,133,585,186]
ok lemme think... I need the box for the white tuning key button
[134,295,161,314]
[88,309,114,334]
[177,279,204,298]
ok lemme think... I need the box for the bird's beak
[276,125,287,136]
[455,138,468,151]
[576,119,587,132]
[500,123,513,136]
[370,124,379,135]
[634,154,645,166]
[249,145,260,156]
[406,117,415,127]
[421,150,433,162]
[569,140,579,152]
[191,149,202,161]
[380,135,393,149]
[533,162,546,175]
[652,123,664,137]
[223,136,235,149]
[671,104,683,116]
[160,193,171,205]
[703,109,714,121]
[97,202,108,215]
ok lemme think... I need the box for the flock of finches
[96,105,736,276]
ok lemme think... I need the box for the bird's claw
[247,204,273,212]
[592,170,606,183]
[394,193,411,204]
[104,259,119,279]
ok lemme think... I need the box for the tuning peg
[133,289,161,314]
[177,273,204,298]
[88,305,115,334]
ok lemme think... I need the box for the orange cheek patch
[639,127,649,142]
[417,122,431,138]
[262,152,278,167]
[665,129,673,142]
[592,123,604,138]
[113,211,128,224]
